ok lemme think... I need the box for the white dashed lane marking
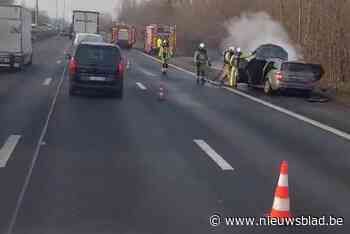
[43,78,52,86]
[136,82,147,90]
[194,139,234,171]
[0,135,21,168]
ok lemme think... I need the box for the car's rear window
[78,35,104,44]
[75,45,121,68]
[282,62,324,76]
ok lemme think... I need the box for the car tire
[264,80,273,95]
[113,89,123,99]
[303,90,312,98]
[28,54,33,65]
[15,63,23,71]
[69,86,76,96]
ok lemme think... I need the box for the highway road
[0,36,349,234]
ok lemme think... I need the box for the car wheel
[69,86,76,96]
[303,90,312,98]
[15,63,23,71]
[113,89,123,99]
[264,80,273,95]
[28,54,33,65]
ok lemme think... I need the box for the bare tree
[100,12,113,33]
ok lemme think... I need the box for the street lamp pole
[56,0,58,27]
[35,0,39,25]
[63,0,66,28]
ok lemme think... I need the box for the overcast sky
[16,0,120,19]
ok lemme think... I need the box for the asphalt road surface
[0,37,349,234]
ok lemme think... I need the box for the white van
[0,5,33,69]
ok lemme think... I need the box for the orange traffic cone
[270,160,291,218]
[158,83,165,101]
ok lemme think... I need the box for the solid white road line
[0,135,21,168]
[6,65,67,234]
[194,139,234,171]
[138,50,350,141]
[43,77,52,86]
[224,87,350,141]
[136,82,147,90]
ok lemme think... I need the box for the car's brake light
[69,58,78,76]
[117,62,124,78]
[275,71,283,81]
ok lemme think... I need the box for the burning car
[238,44,324,95]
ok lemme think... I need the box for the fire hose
[211,62,226,82]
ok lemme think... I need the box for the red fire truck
[112,24,136,49]
[144,24,176,55]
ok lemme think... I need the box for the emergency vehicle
[112,23,136,49]
[144,24,176,55]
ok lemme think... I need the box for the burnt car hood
[253,44,288,61]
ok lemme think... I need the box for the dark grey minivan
[68,42,125,98]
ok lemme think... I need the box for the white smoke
[221,12,302,60]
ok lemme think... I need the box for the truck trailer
[0,5,33,69]
[72,10,99,37]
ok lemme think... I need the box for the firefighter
[229,47,245,88]
[159,39,171,74]
[220,46,236,86]
[194,43,211,85]
[228,47,254,88]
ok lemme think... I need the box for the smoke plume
[222,12,302,60]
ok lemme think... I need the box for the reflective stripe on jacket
[159,46,171,60]
[157,38,162,48]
